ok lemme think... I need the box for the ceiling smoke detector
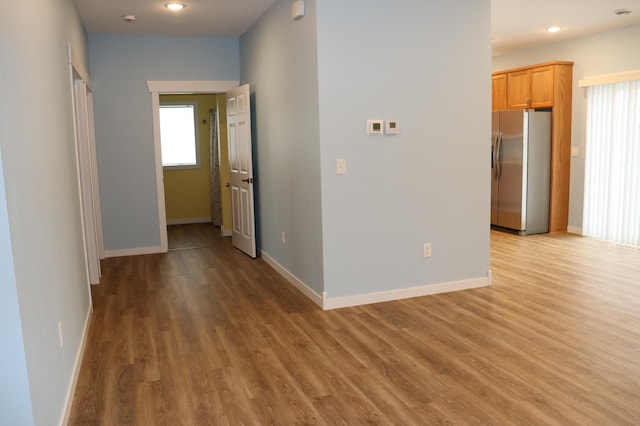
[122,15,136,23]
[614,9,632,16]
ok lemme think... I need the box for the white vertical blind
[584,80,640,247]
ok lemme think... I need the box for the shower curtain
[209,108,222,227]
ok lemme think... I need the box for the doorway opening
[147,80,239,252]
[159,93,229,251]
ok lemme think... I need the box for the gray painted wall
[492,24,640,231]
[316,0,491,297]
[240,0,324,294]
[0,0,91,424]
[89,35,240,251]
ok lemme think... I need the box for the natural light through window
[160,104,198,167]
[583,79,640,248]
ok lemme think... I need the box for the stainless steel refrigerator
[491,109,551,235]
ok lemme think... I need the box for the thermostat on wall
[367,120,384,135]
[386,120,400,134]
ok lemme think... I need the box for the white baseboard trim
[260,251,491,311]
[60,303,92,426]
[567,226,582,235]
[260,251,323,308]
[323,276,490,310]
[221,226,232,237]
[105,245,166,258]
[166,217,212,225]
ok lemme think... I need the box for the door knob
[241,177,254,183]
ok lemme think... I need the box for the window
[159,103,199,168]
[583,79,640,247]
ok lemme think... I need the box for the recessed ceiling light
[614,9,632,16]
[546,26,561,33]
[165,3,186,11]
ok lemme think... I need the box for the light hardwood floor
[68,229,640,425]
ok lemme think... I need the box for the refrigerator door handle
[492,134,498,179]
[496,132,503,179]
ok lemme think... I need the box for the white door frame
[147,80,239,251]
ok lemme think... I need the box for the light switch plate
[367,120,384,135]
[336,158,346,175]
[571,146,579,157]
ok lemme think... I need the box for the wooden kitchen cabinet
[505,65,554,109]
[492,74,507,111]
[492,61,574,233]
[529,65,554,107]
[505,69,530,108]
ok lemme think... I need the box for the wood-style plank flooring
[167,223,218,251]
[68,229,640,425]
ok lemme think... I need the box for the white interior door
[226,84,256,258]
[72,77,102,284]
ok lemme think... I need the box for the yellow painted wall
[217,94,233,234]
[161,93,232,229]
[162,94,216,222]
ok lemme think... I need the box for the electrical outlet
[58,321,64,348]
[423,243,432,258]
[281,231,286,246]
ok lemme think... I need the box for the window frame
[159,101,200,170]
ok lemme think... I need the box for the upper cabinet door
[529,66,554,108]
[492,74,507,111]
[507,69,530,109]
[502,65,554,110]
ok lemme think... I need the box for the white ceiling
[74,0,640,55]
[491,0,640,56]
[74,0,278,38]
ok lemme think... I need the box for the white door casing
[227,84,256,258]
